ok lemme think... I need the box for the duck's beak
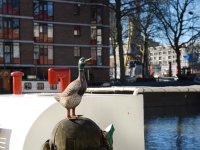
[84,58,93,64]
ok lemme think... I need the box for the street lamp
[188,11,194,74]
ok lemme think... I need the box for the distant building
[110,16,160,78]
[149,41,200,76]
[0,0,110,92]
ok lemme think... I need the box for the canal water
[144,106,200,149]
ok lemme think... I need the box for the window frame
[97,47,102,65]
[50,84,57,90]
[90,26,102,44]
[24,82,32,90]
[0,42,20,64]
[34,23,53,43]
[0,17,19,40]
[91,6,102,24]
[0,0,19,15]
[73,4,80,15]
[91,47,102,65]
[74,25,81,36]
[74,47,81,57]
[34,1,53,21]
[34,45,53,65]
[37,83,44,90]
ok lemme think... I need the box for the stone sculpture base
[41,117,109,150]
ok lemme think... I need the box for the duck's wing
[60,79,81,97]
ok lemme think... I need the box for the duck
[54,57,92,120]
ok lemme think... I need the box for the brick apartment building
[0,0,110,92]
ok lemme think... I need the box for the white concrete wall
[0,94,144,150]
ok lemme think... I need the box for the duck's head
[78,57,93,70]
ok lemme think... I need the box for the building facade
[0,0,110,92]
[149,46,181,76]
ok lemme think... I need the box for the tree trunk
[113,47,117,80]
[176,49,181,75]
[116,0,125,82]
[139,45,145,79]
[141,51,145,79]
[144,35,149,76]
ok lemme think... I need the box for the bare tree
[151,0,200,75]
[129,1,159,78]
[110,20,118,80]
[99,0,145,82]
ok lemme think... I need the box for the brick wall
[54,3,91,23]
[20,0,33,16]
[54,25,90,44]
[20,19,33,41]
[20,43,33,64]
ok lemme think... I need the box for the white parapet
[0,93,144,150]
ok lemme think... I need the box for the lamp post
[189,11,194,74]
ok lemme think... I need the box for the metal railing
[157,77,177,82]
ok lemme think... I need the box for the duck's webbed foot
[66,108,82,120]
[71,108,83,119]
[66,109,71,120]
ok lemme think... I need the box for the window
[74,26,80,36]
[34,45,53,65]
[163,51,166,54]
[91,26,96,44]
[168,56,171,59]
[13,42,19,63]
[73,4,80,15]
[91,47,102,65]
[159,52,162,55]
[163,56,167,60]
[0,17,19,39]
[37,83,44,90]
[159,57,162,60]
[0,0,19,15]
[91,26,102,44]
[97,28,102,44]
[97,47,102,65]
[91,6,101,23]
[50,84,57,90]
[34,1,53,21]
[0,42,19,64]
[34,23,53,43]
[24,83,32,90]
[13,18,19,39]
[74,47,80,57]
[91,47,96,64]
[168,51,171,54]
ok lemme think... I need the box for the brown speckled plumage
[54,57,92,119]
[54,70,87,109]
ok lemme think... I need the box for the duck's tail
[54,94,60,101]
